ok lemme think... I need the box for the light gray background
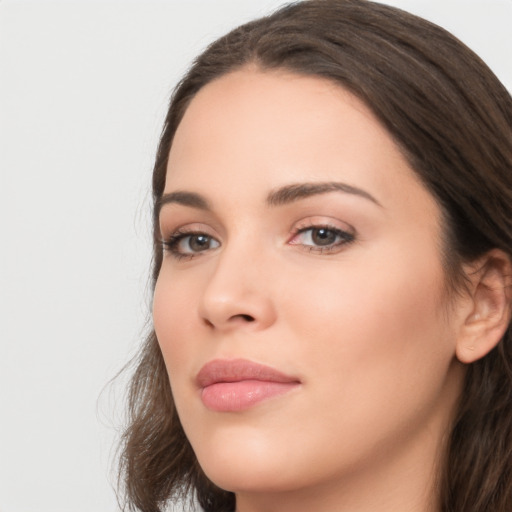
[1,1,511,511]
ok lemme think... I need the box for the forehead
[165,67,433,216]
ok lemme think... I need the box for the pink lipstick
[197,359,301,412]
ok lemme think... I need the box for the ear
[456,249,512,364]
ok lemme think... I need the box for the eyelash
[161,224,355,260]
[161,228,220,261]
[289,224,355,254]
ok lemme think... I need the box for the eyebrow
[156,191,211,217]
[157,181,381,217]
[266,182,381,207]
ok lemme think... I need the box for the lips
[196,359,301,412]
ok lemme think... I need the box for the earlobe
[456,249,512,364]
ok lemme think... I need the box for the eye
[289,225,355,253]
[163,231,220,259]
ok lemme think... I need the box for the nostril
[238,314,255,322]
[203,318,215,328]
[202,314,255,328]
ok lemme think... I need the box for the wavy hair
[119,1,512,511]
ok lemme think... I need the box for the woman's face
[153,69,466,506]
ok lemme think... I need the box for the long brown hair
[119,1,512,511]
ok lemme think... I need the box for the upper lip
[196,358,300,388]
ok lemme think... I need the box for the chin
[202,462,302,496]
[191,425,305,494]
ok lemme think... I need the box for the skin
[153,68,471,512]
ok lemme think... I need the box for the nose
[198,242,277,332]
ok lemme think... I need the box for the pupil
[312,228,336,246]
[189,235,210,251]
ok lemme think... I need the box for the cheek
[264,254,458,480]
[292,235,448,346]
[284,247,454,422]
[153,266,199,374]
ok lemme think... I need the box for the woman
[119,1,512,511]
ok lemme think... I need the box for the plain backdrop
[1,1,511,511]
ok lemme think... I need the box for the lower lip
[201,380,299,412]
